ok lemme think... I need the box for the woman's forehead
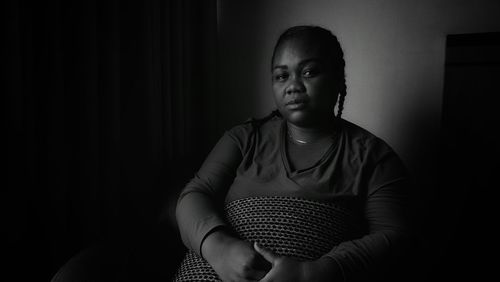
[273,37,326,65]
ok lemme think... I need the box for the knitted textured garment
[173,196,357,282]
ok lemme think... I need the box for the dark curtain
[4,0,218,280]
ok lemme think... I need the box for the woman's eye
[274,73,288,82]
[303,69,318,78]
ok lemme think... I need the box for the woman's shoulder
[338,118,396,156]
[225,112,282,144]
[338,118,377,140]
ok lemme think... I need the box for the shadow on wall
[216,0,273,132]
[428,32,500,281]
[396,101,441,282]
[373,32,500,281]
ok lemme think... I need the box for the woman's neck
[286,119,337,145]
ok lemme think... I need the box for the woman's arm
[175,130,271,281]
[325,184,413,281]
[323,151,415,281]
[175,132,242,254]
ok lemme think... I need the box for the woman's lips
[286,102,307,110]
[286,99,308,110]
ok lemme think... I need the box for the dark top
[176,115,412,280]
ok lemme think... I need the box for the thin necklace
[287,122,337,145]
[287,130,309,144]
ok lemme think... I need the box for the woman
[174,25,413,282]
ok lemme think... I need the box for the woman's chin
[284,110,335,128]
[285,111,314,127]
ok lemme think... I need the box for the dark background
[433,32,500,281]
[4,0,218,280]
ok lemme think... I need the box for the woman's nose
[285,77,305,94]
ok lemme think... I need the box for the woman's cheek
[272,86,285,103]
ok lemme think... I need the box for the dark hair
[271,25,347,118]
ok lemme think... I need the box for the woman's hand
[201,230,271,282]
[253,242,343,282]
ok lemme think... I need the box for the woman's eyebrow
[273,58,322,71]
[298,58,321,67]
[272,65,288,71]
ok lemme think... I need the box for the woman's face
[272,37,339,127]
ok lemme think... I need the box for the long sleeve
[324,150,414,281]
[175,131,243,256]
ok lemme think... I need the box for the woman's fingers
[253,242,278,264]
[242,269,268,281]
